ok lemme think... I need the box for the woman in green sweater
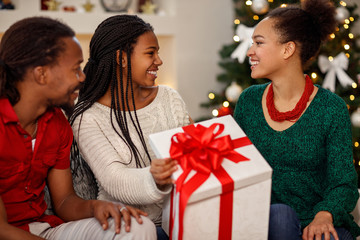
[234,0,360,239]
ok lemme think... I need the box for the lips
[249,58,259,70]
[147,70,158,77]
[71,89,80,99]
[249,59,259,66]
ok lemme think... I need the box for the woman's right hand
[150,158,178,187]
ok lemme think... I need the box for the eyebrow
[253,35,265,40]
[145,46,159,50]
[73,59,83,67]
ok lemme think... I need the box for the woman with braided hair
[69,15,192,239]
[234,0,360,239]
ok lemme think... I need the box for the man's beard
[59,82,83,118]
[60,102,74,118]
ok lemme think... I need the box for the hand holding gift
[150,158,178,187]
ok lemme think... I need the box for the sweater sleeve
[72,114,171,205]
[312,99,359,227]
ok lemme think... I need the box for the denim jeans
[156,226,169,240]
[268,203,353,240]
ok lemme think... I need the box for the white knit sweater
[72,85,190,225]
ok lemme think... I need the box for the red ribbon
[168,123,252,240]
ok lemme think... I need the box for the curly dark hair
[0,16,75,105]
[266,0,336,67]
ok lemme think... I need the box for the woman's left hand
[302,211,339,240]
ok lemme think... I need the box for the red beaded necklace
[266,75,314,122]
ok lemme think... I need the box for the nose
[78,69,86,83]
[155,54,163,66]
[247,44,254,57]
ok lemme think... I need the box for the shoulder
[49,108,70,127]
[312,86,350,130]
[47,108,73,145]
[234,84,267,124]
[156,85,190,126]
[236,83,268,108]
[71,103,109,132]
[239,83,268,100]
[316,86,348,114]
[156,85,187,107]
[158,85,182,99]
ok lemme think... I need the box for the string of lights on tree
[201,0,360,180]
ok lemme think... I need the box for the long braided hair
[69,15,154,194]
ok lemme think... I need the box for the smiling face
[247,18,287,80]
[45,37,85,113]
[128,31,163,87]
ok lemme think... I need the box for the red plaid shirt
[0,98,72,231]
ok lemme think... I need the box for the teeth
[147,71,157,77]
[250,60,259,66]
[74,89,79,94]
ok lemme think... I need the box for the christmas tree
[201,0,360,184]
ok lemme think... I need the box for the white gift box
[149,115,272,240]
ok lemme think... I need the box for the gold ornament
[44,0,61,11]
[83,0,94,12]
[140,0,156,14]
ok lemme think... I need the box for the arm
[47,167,146,233]
[0,197,44,240]
[73,115,170,205]
[303,100,358,240]
[150,86,193,188]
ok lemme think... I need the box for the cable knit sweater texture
[72,85,190,225]
[234,83,360,238]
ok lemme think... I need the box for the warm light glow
[328,56,334,61]
[345,19,350,24]
[208,93,215,100]
[336,27,340,32]
[280,4,287,8]
[350,95,355,101]
[311,72,317,79]
[245,0,252,6]
[223,101,230,108]
[268,0,273,2]
[344,44,350,50]
[349,33,354,39]
[253,15,259,20]
[233,35,240,42]
[344,24,349,29]
[352,83,357,88]
[340,1,347,6]
[330,33,335,39]
[234,19,240,25]
[346,53,350,58]
[350,17,354,21]
[355,142,360,147]
[212,109,219,117]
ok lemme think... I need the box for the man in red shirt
[0,17,156,239]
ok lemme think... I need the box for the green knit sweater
[234,83,360,238]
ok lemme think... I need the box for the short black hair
[0,16,75,105]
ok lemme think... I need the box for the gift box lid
[149,115,272,203]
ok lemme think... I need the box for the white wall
[175,0,234,120]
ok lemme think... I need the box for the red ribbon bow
[168,123,252,240]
